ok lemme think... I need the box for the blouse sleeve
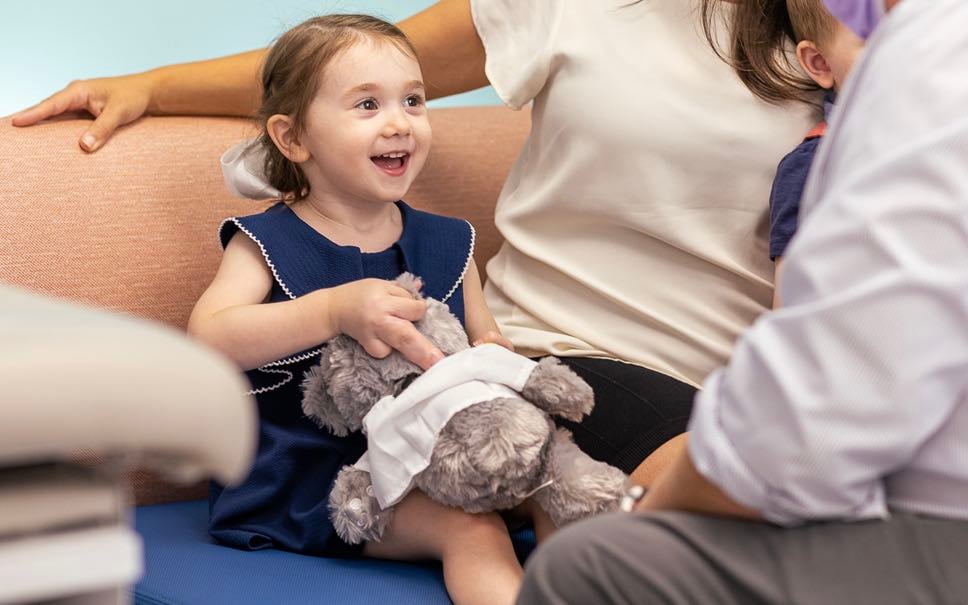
[469,0,564,109]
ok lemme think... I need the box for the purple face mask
[822,0,885,39]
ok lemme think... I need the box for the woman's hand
[12,72,156,152]
[330,279,444,370]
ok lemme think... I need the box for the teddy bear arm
[521,357,595,422]
[301,363,352,436]
[533,429,627,527]
[328,466,394,544]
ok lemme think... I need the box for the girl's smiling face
[296,37,431,207]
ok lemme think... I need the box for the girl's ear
[796,40,835,90]
[266,114,311,163]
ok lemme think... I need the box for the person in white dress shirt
[517,0,968,602]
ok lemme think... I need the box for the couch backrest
[0,106,529,503]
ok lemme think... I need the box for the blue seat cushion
[133,499,536,605]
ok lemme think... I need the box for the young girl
[188,15,520,605]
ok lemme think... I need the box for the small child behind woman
[769,0,865,306]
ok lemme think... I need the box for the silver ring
[619,484,647,512]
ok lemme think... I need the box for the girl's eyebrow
[345,83,378,96]
[343,80,425,97]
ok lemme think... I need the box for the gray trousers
[517,510,968,605]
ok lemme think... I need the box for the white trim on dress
[441,221,476,303]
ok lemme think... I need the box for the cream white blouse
[472,0,816,387]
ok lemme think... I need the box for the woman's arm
[13,0,487,151]
[12,50,266,152]
[189,234,441,370]
[400,0,488,100]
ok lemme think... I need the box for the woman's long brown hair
[698,0,821,105]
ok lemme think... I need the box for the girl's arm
[772,257,785,309]
[189,233,440,370]
[13,0,488,152]
[462,260,513,350]
[188,233,336,370]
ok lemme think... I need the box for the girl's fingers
[376,317,443,370]
[360,338,392,360]
[473,331,514,351]
[383,283,427,322]
[388,295,428,323]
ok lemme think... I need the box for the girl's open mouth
[371,152,410,177]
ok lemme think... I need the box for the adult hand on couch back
[12,72,154,152]
[11,49,266,152]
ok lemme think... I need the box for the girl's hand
[472,330,515,352]
[330,279,444,370]
[12,72,155,152]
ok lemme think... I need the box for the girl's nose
[382,109,412,137]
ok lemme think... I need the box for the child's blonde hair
[257,15,419,201]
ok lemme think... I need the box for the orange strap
[805,121,827,140]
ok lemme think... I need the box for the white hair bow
[220,139,282,200]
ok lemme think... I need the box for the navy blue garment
[768,92,836,260]
[209,200,474,557]
[768,137,821,260]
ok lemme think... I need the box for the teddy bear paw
[329,469,393,544]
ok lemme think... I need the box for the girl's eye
[405,95,424,108]
[357,99,378,111]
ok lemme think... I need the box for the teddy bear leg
[532,429,627,528]
[521,357,595,422]
[328,465,394,545]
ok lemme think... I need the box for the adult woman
[14,0,816,486]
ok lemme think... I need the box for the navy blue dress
[768,92,836,260]
[209,201,474,557]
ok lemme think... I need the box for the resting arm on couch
[11,0,488,152]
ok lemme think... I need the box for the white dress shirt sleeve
[688,0,968,526]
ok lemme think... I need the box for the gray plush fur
[328,465,394,544]
[415,398,555,512]
[532,429,629,527]
[302,273,627,545]
[521,357,595,422]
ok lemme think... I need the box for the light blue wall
[2,0,500,117]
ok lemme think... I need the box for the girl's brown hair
[258,14,418,200]
[696,0,823,106]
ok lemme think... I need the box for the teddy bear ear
[420,298,472,356]
[393,272,423,299]
[301,355,351,437]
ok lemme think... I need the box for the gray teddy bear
[302,273,627,545]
